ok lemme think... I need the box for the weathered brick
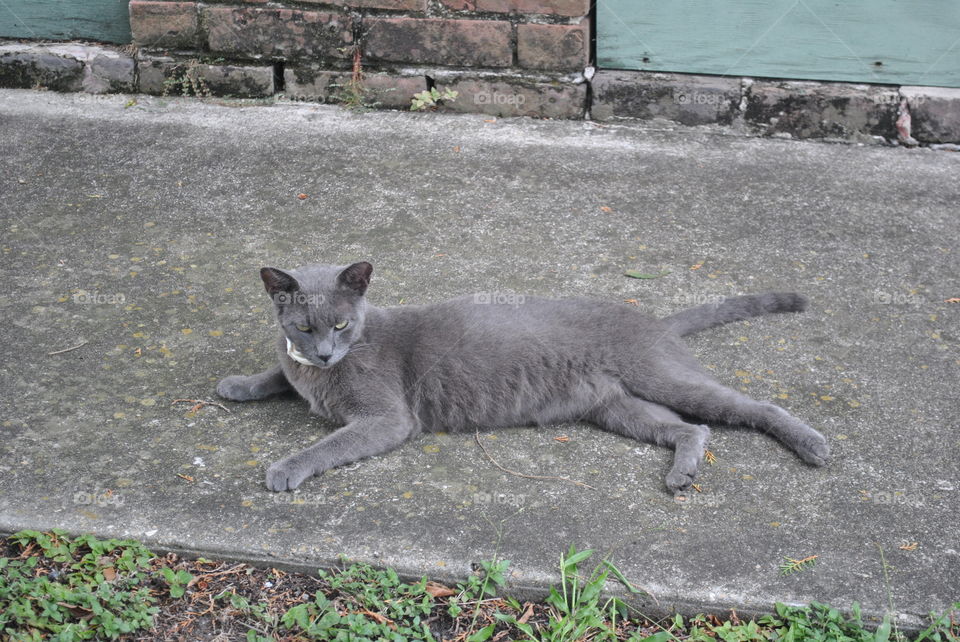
[0,44,83,91]
[476,0,588,16]
[137,53,175,95]
[335,0,427,9]
[137,54,274,98]
[436,75,587,118]
[438,0,475,9]
[591,70,741,125]
[205,7,353,60]
[517,19,589,71]
[130,1,198,49]
[746,80,898,140]
[365,18,512,67]
[86,52,136,93]
[199,64,274,98]
[900,86,960,144]
[284,66,427,109]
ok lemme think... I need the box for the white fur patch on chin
[286,337,317,367]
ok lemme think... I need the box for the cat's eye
[334,320,349,331]
[295,324,311,333]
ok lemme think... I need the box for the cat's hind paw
[795,437,830,467]
[666,469,697,496]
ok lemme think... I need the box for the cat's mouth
[286,337,324,368]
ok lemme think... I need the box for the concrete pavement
[0,89,957,627]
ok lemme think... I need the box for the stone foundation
[2,35,958,145]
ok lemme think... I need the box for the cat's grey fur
[217,262,829,494]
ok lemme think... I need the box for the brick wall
[5,2,957,142]
[128,0,592,117]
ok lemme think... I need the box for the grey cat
[217,262,829,494]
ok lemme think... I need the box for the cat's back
[368,294,672,355]
[440,293,662,335]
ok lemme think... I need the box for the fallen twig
[47,340,88,356]
[171,398,231,414]
[474,430,595,490]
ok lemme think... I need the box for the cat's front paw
[216,375,256,401]
[266,459,313,492]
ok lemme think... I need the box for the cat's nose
[316,353,332,363]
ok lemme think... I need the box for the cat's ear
[260,267,300,302]
[337,262,373,295]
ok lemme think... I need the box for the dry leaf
[600,206,612,212]
[554,435,570,442]
[623,298,639,306]
[704,450,717,464]
[453,146,461,152]
[690,262,704,270]
[424,582,455,598]
[359,610,396,629]
[483,118,496,123]
[102,567,116,581]
[945,298,960,303]
[899,542,918,551]
[177,474,195,483]
[297,193,308,200]
[518,602,535,624]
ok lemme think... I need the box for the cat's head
[260,262,372,368]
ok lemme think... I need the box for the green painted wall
[0,0,131,44]
[598,0,960,88]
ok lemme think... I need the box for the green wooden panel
[0,0,131,44]
[598,0,960,88]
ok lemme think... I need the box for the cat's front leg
[266,414,414,491]
[217,364,292,401]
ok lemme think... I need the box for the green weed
[410,87,458,111]
[0,529,159,640]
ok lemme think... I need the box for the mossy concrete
[0,89,957,626]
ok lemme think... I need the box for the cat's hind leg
[646,372,829,466]
[589,395,710,495]
[217,364,292,401]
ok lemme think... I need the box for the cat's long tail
[664,292,808,337]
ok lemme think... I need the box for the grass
[0,530,957,641]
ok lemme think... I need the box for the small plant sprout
[779,554,818,576]
[411,87,459,111]
[162,59,210,98]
